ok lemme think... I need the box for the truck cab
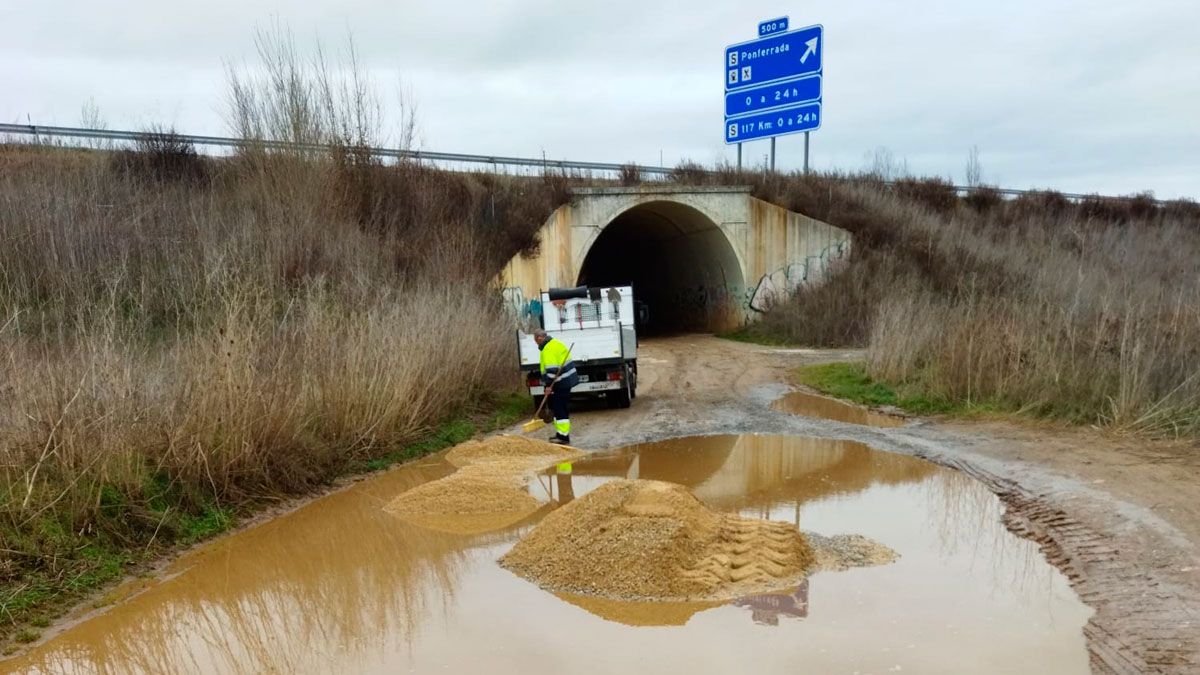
[517,285,638,409]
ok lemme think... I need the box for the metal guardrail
[0,123,674,176]
[0,122,1174,203]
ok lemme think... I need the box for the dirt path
[570,336,1200,674]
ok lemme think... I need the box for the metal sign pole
[770,137,776,172]
[803,132,810,174]
[737,142,742,171]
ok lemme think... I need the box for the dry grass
[0,26,569,645]
[863,198,1200,435]
[677,167,1200,436]
[0,143,566,647]
[0,139,568,629]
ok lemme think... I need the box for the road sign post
[725,22,823,170]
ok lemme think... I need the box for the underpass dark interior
[575,201,744,335]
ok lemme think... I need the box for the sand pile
[500,479,817,601]
[807,532,899,571]
[444,435,579,468]
[386,435,582,535]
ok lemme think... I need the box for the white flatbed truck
[516,285,638,409]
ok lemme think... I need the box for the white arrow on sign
[800,37,819,64]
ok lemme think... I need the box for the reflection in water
[395,506,546,536]
[553,593,722,627]
[921,468,1063,605]
[773,391,905,427]
[9,462,500,674]
[555,473,575,504]
[7,436,1092,675]
[574,435,937,514]
[733,580,810,626]
[554,582,809,629]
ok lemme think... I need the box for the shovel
[521,342,575,434]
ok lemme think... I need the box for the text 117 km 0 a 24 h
[726,102,820,143]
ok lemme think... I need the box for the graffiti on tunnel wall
[500,286,543,332]
[748,240,849,313]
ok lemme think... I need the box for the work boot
[549,435,571,445]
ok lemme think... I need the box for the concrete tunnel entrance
[576,201,745,334]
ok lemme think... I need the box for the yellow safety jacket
[539,337,578,389]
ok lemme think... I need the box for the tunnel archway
[576,201,745,334]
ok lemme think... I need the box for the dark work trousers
[549,384,572,438]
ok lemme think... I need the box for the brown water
[4,435,1091,674]
[774,391,906,427]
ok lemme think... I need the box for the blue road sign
[725,102,820,144]
[757,16,789,37]
[725,74,821,118]
[725,24,823,92]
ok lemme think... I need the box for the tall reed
[0,25,567,642]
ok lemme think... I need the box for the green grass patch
[796,362,966,415]
[361,391,530,472]
[718,328,793,346]
[488,391,531,429]
[362,417,478,472]
[798,362,899,406]
[177,505,235,544]
[0,540,132,650]
[65,547,129,593]
[1,580,54,616]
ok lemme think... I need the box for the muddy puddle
[5,435,1091,674]
[774,391,905,427]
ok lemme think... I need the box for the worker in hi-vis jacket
[533,329,578,445]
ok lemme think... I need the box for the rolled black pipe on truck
[546,286,589,301]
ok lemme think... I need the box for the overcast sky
[3,0,1197,198]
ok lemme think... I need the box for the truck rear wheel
[607,368,633,409]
